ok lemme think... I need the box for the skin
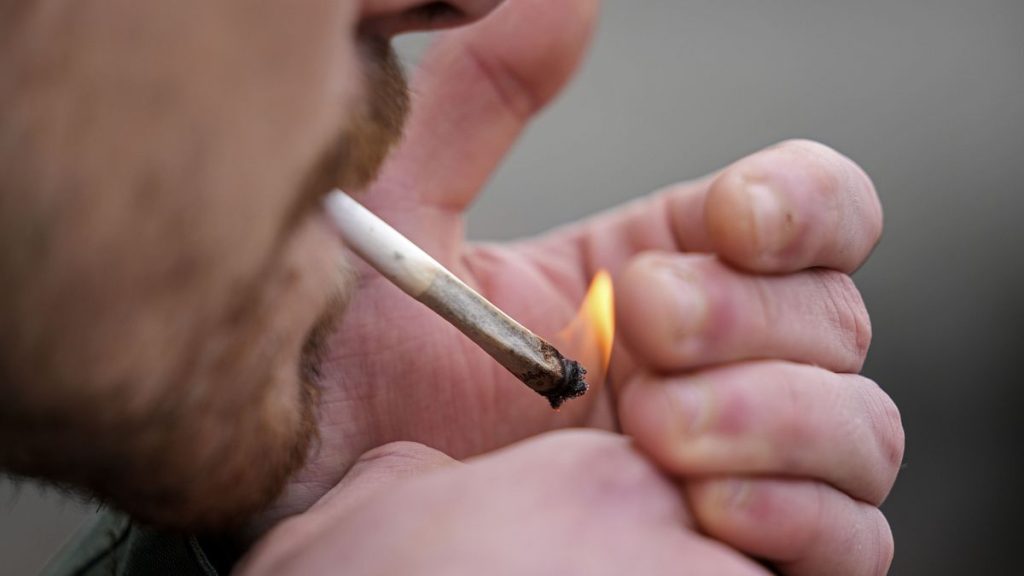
[0,0,903,574]
[0,0,492,528]
[240,432,774,576]
[254,1,901,574]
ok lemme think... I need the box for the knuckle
[794,481,830,557]
[775,139,884,257]
[855,163,885,248]
[824,504,894,576]
[354,441,445,470]
[621,253,714,370]
[877,390,907,478]
[813,270,872,368]
[773,366,826,448]
[345,441,455,486]
[552,430,681,516]
[777,137,831,151]
[872,508,896,576]
[544,430,638,482]
[774,138,837,162]
[777,139,845,185]
[587,448,658,495]
[852,377,906,499]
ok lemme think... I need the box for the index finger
[706,139,883,273]
[520,140,882,290]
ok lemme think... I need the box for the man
[0,0,902,574]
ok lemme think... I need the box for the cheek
[1,0,366,412]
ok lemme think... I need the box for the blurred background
[3,0,1022,573]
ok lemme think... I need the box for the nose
[359,0,504,38]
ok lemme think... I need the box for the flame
[558,270,615,384]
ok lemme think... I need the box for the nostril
[361,1,482,38]
[407,2,464,25]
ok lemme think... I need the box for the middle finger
[616,252,871,374]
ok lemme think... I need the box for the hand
[260,1,904,574]
[263,0,607,522]
[238,431,777,576]
[611,141,903,575]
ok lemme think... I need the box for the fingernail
[653,264,709,341]
[712,479,753,510]
[745,182,794,256]
[666,383,712,437]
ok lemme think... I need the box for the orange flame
[558,270,615,385]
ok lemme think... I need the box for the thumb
[315,441,457,514]
[365,0,599,258]
[238,442,456,574]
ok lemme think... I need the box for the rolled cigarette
[323,190,588,409]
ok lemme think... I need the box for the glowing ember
[558,270,615,385]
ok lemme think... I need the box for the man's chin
[12,39,409,538]
[107,387,317,531]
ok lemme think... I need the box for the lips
[269,35,409,390]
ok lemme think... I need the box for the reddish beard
[122,41,411,529]
[131,39,411,529]
[336,38,411,193]
[0,40,410,531]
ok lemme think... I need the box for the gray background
[3,0,1022,573]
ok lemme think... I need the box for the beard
[125,42,411,529]
[0,41,410,531]
[139,40,411,529]
[335,39,411,193]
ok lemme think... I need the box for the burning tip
[543,358,589,410]
[555,269,616,397]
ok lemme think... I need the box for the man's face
[0,0,499,529]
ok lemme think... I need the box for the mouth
[267,35,410,392]
[282,36,409,237]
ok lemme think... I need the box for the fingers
[619,362,905,506]
[468,430,771,576]
[366,0,598,252]
[616,253,872,374]
[687,478,894,576]
[241,431,775,576]
[470,430,691,527]
[705,139,883,273]
[524,139,882,281]
[243,441,458,558]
